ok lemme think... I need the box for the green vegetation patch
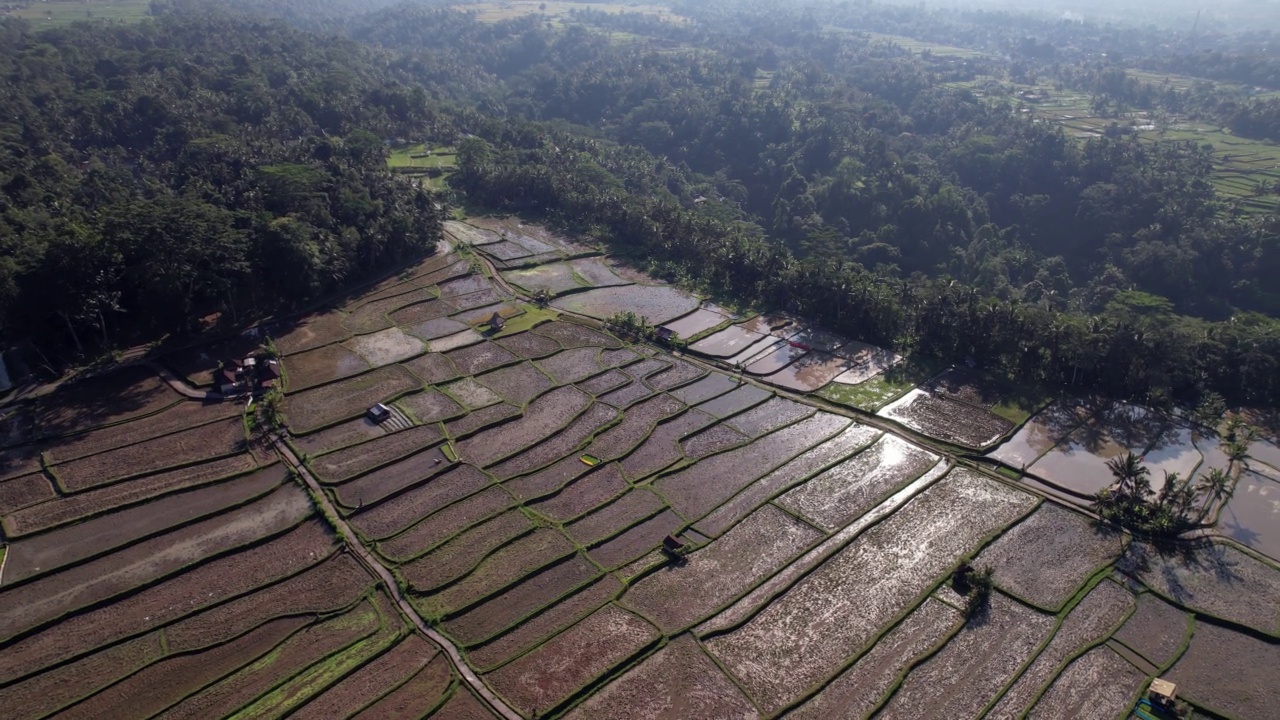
[817,356,944,412]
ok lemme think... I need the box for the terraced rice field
[8,220,1277,720]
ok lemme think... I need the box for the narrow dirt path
[272,436,523,720]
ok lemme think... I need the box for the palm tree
[1195,467,1234,524]
[1105,452,1151,504]
[1224,440,1251,477]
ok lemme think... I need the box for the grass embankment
[387,145,458,191]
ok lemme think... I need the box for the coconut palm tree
[1195,467,1234,524]
[1106,452,1151,504]
[1224,440,1251,477]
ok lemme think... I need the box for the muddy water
[1140,424,1203,482]
[1218,472,1280,561]
[660,308,726,339]
[762,352,854,393]
[988,399,1087,468]
[726,337,785,367]
[690,325,766,357]
[744,343,808,375]
[1250,439,1280,473]
[1028,424,1131,497]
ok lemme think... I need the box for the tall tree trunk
[59,311,83,356]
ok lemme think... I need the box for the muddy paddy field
[3,219,1279,720]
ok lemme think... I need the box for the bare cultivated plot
[656,413,850,520]
[343,287,437,334]
[3,465,287,584]
[445,341,519,377]
[618,409,718,481]
[345,327,426,368]
[1168,620,1280,720]
[476,362,555,406]
[442,377,503,410]
[879,388,1014,448]
[976,503,1124,610]
[1118,541,1280,635]
[457,387,592,466]
[694,423,881,538]
[577,368,629,396]
[681,423,749,460]
[359,475,491,542]
[587,509,685,569]
[465,576,622,671]
[311,425,442,482]
[587,394,687,462]
[489,403,619,480]
[153,598,381,720]
[430,329,485,352]
[290,417,388,456]
[291,634,438,720]
[283,344,370,391]
[504,263,582,296]
[445,403,520,438]
[388,298,455,327]
[1111,592,1192,667]
[600,347,640,368]
[703,469,1036,714]
[373,487,514,561]
[209,591,404,719]
[43,398,241,466]
[485,605,660,717]
[51,417,248,492]
[646,358,705,391]
[566,489,666,547]
[878,592,1055,718]
[453,301,523,325]
[553,285,700,325]
[0,520,334,683]
[0,472,55,516]
[351,654,452,720]
[399,510,534,590]
[284,365,422,434]
[776,434,939,531]
[397,390,465,424]
[448,288,511,312]
[441,554,601,646]
[620,504,822,633]
[696,384,771,418]
[54,616,309,720]
[401,352,459,385]
[598,377,658,408]
[438,274,497,298]
[1026,646,1147,720]
[528,463,629,522]
[669,373,739,405]
[567,257,629,287]
[495,330,562,360]
[36,366,178,439]
[413,528,576,617]
[273,312,352,356]
[565,635,758,720]
[428,685,497,720]
[331,446,453,509]
[989,580,1137,719]
[787,598,962,720]
[0,484,313,643]
[726,396,815,437]
[404,317,470,342]
[536,347,608,385]
[532,321,621,349]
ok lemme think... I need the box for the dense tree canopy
[2,0,1279,408]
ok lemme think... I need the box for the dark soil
[290,634,436,720]
[400,511,534,589]
[397,390,466,424]
[43,400,241,464]
[1113,592,1192,667]
[445,403,520,438]
[488,403,618,479]
[442,554,601,645]
[669,373,738,405]
[0,519,334,683]
[283,344,370,392]
[351,654,453,720]
[311,425,443,482]
[375,486,515,561]
[414,528,576,616]
[52,416,247,491]
[577,369,630,396]
[587,394,686,461]
[333,447,458,509]
[528,463,629,522]
[0,472,55,516]
[352,472,504,542]
[445,342,519,377]
[495,331,562,360]
[476,362,555,406]
[566,489,667,547]
[618,409,717,481]
[401,352,459,385]
[587,509,684,570]
[533,321,622,349]
[1168,620,1280,720]
[465,575,622,672]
